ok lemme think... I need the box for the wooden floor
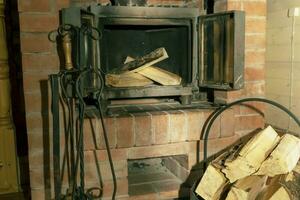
[0,192,28,200]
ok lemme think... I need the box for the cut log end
[195,164,229,200]
[255,134,300,177]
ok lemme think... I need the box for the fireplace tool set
[49,23,116,200]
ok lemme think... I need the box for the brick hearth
[18,0,266,199]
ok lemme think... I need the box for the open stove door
[198,11,245,90]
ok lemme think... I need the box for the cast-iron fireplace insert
[60,5,245,111]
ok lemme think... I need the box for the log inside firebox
[105,48,181,87]
[105,72,153,88]
[108,47,169,74]
[125,56,182,86]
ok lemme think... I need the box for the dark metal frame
[98,18,195,100]
[60,6,245,107]
[89,6,201,102]
[198,11,245,90]
[61,5,245,111]
[98,17,193,82]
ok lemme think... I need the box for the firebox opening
[100,22,192,85]
[128,155,189,198]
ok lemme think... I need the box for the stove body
[61,5,245,107]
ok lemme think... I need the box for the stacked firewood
[195,126,300,200]
[105,47,182,87]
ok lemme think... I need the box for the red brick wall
[18,0,266,199]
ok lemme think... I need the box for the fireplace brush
[49,24,117,200]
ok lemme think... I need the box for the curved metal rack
[191,97,300,200]
[201,97,300,165]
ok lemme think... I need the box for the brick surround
[17,0,266,199]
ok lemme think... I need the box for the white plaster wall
[266,0,300,132]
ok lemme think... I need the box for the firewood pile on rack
[195,126,300,200]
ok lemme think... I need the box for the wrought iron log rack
[190,97,300,200]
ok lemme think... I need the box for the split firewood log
[225,187,248,200]
[222,126,280,183]
[105,72,153,87]
[125,56,182,86]
[109,47,168,74]
[266,186,291,200]
[194,163,229,200]
[257,167,300,200]
[225,175,267,200]
[255,134,300,177]
[195,129,263,200]
[194,136,250,200]
[137,65,182,86]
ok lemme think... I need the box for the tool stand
[49,24,117,200]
